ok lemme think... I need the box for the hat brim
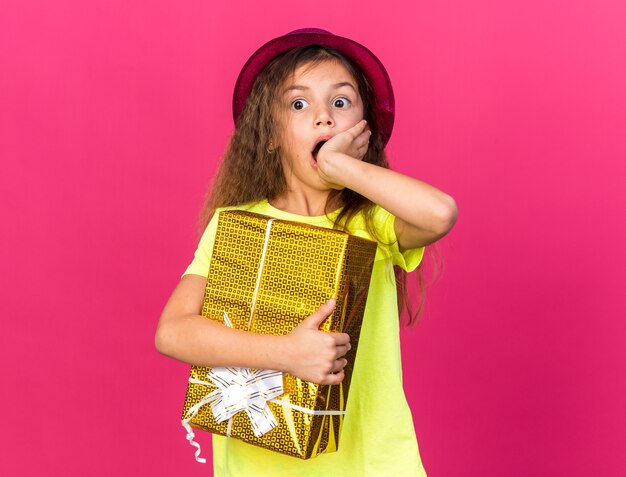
[232,29,395,145]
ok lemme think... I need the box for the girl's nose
[314,107,334,127]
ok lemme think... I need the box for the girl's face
[273,59,365,194]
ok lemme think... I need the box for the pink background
[1,1,625,475]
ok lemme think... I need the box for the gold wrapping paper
[181,210,377,459]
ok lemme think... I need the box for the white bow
[204,366,283,436]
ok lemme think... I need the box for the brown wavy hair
[199,45,434,325]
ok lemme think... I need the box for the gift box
[181,210,377,460]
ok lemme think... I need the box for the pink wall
[1,1,624,475]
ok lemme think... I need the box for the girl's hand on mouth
[320,119,371,161]
[316,120,371,190]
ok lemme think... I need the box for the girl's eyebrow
[283,82,357,94]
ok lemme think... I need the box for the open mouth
[311,140,327,161]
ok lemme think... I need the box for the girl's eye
[291,99,309,110]
[333,97,351,108]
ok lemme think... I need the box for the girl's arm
[318,120,458,250]
[155,274,351,385]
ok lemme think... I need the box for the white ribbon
[182,217,346,463]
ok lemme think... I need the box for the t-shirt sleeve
[373,205,425,272]
[181,210,221,278]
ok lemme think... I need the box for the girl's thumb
[301,299,336,329]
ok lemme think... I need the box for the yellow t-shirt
[183,199,427,477]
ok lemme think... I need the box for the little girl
[156,28,457,477]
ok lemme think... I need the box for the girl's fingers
[346,129,369,158]
[356,129,371,148]
[335,343,351,359]
[330,358,348,374]
[356,130,369,143]
[323,369,345,385]
[348,119,368,136]
[358,137,370,159]
[330,332,350,346]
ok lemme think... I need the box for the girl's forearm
[156,312,288,371]
[340,155,457,233]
